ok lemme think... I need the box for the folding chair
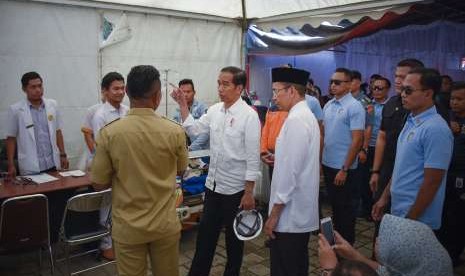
[59,189,113,276]
[0,194,54,275]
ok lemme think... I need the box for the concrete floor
[1,204,464,276]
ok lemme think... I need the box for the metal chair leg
[38,248,43,269]
[65,244,71,276]
[48,245,55,275]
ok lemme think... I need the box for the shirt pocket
[224,126,244,156]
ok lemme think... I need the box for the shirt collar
[28,100,45,110]
[407,105,437,126]
[127,108,157,116]
[373,98,389,105]
[221,97,243,114]
[352,91,363,100]
[333,92,353,105]
[104,101,122,113]
[288,100,306,115]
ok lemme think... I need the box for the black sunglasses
[330,79,350,85]
[400,86,427,95]
[372,86,386,91]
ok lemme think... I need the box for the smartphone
[320,217,336,246]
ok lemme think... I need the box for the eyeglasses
[400,86,427,95]
[372,86,386,91]
[330,79,350,86]
[272,86,290,96]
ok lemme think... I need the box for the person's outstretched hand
[318,234,338,270]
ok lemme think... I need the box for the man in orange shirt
[260,103,288,179]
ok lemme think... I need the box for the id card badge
[456,177,464,189]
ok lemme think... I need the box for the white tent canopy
[31,0,424,26]
[1,0,426,168]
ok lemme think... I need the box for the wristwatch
[321,269,334,276]
[60,153,67,158]
[341,165,348,173]
[371,169,380,174]
[360,148,368,154]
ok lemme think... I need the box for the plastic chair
[59,189,113,276]
[0,194,54,274]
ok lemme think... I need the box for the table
[0,172,92,199]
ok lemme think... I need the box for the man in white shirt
[5,71,69,177]
[264,67,320,276]
[85,72,128,260]
[171,66,261,276]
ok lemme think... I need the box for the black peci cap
[272,67,310,86]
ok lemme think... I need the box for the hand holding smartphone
[320,217,336,247]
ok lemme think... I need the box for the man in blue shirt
[375,68,452,230]
[350,70,374,218]
[322,68,365,244]
[357,77,390,219]
[173,79,209,150]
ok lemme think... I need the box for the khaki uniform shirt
[91,108,188,244]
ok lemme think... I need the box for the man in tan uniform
[91,65,188,276]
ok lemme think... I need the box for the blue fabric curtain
[343,21,465,88]
[249,21,465,105]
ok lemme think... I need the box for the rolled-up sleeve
[182,111,211,138]
[244,113,261,182]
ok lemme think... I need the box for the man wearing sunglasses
[322,68,365,244]
[371,59,424,222]
[380,68,452,231]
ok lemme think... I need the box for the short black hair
[351,70,362,81]
[21,71,42,88]
[375,77,391,89]
[126,65,161,100]
[370,74,382,80]
[307,78,314,85]
[101,72,124,90]
[179,79,195,91]
[332,260,378,276]
[335,68,352,80]
[397,58,424,69]
[441,75,453,82]
[451,81,465,92]
[221,66,247,88]
[409,67,441,96]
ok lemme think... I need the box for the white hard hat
[233,209,263,241]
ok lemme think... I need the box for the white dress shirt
[92,102,129,137]
[269,100,320,233]
[182,98,261,195]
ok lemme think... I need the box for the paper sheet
[58,170,86,177]
[19,173,59,184]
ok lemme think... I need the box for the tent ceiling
[247,0,465,55]
[31,0,426,21]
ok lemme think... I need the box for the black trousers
[188,189,244,276]
[270,232,310,276]
[373,160,394,239]
[437,174,465,266]
[323,165,356,244]
[355,146,375,217]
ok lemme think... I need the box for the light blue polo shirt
[369,99,388,147]
[305,95,323,121]
[391,106,453,230]
[322,93,365,169]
